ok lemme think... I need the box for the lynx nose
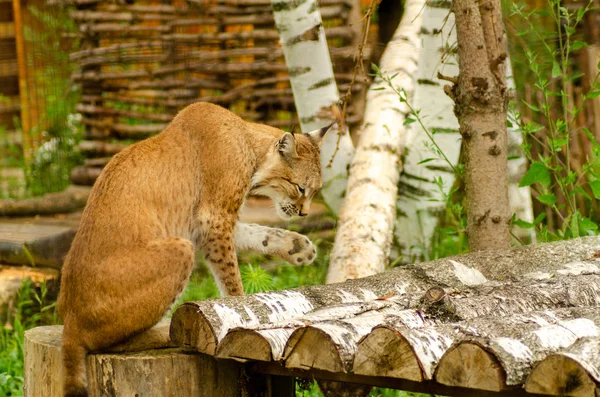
[299,211,307,217]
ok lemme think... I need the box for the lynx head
[251,123,334,220]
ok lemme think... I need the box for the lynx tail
[62,339,88,397]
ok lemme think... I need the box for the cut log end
[216,329,272,362]
[353,327,423,382]
[434,342,506,392]
[525,355,597,397]
[169,303,217,355]
[284,328,344,373]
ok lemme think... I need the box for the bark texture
[326,0,425,283]
[23,324,243,397]
[395,2,533,261]
[451,0,511,250]
[270,0,355,213]
[171,237,600,370]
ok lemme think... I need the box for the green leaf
[573,185,591,200]
[588,90,600,99]
[512,218,534,229]
[536,194,557,206]
[579,216,598,236]
[551,61,561,78]
[403,118,416,125]
[590,180,600,199]
[519,162,551,187]
[417,158,435,165]
[534,212,547,225]
[522,101,540,112]
[571,40,587,50]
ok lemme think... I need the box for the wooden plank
[0,222,76,268]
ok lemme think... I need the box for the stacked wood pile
[25,236,600,396]
[67,0,368,186]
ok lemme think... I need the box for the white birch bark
[325,0,425,284]
[395,5,535,261]
[270,0,354,213]
[394,3,462,263]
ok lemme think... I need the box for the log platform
[25,236,600,396]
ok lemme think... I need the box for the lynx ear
[276,132,297,158]
[305,120,336,145]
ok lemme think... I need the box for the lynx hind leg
[61,237,195,396]
[80,238,194,348]
[202,219,244,296]
[234,222,317,265]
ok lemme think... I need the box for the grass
[0,280,58,397]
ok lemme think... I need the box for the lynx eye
[297,185,306,195]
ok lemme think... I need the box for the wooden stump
[24,325,244,397]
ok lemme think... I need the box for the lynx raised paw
[271,233,316,265]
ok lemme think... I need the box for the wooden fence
[67,0,369,186]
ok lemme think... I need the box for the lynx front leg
[234,222,317,265]
[202,218,244,296]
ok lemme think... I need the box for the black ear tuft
[305,120,336,144]
[276,132,297,158]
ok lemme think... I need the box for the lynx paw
[279,234,317,265]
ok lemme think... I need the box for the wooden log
[77,140,128,157]
[171,237,600,356]
[353,316,446,382]
[80,117,166,138]
[525,337,600,396]
[212,271,600,381]
[0,186,90,217]
[70,166,103,186]
[76,104,174,122]
[282,306,414,373]
[71,6,346,26]
[327,0,425,283]
[23,325,244,397]
[0,223,76,269]
[434,308,600,392]
[216,300,401,362]
[83,157,111,168]
[171,270,434,355]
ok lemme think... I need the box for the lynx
[57,102,333,396]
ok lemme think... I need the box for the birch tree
[270,0,355,213]
[446,0,511,250]
[326,0,426,283]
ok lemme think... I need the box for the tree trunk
[270,0,355,214]
[326,0,425,283]
[394,2,533,262]
[450,0,511,251]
